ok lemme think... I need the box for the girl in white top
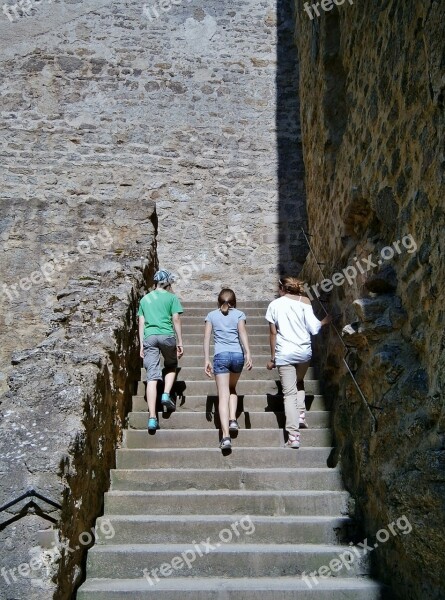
[265,277,330,449]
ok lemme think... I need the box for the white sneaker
[286,431,300,449]
[220,437,232,449]
[299,411,308,429]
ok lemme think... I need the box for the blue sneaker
[161,393,175,411]
[147,417,158,431]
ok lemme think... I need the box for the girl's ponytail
[218,288,237,315]
[220,300,231,315]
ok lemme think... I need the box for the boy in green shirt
[138,269,184,431]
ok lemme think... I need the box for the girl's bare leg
[215,373,231,439]
[229,371,242,421]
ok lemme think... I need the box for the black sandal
[220,437,232,449]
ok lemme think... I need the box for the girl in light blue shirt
[204,289,252,450]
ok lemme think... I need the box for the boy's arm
[172,313,184,358]
[138,316,145,358]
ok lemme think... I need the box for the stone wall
[0,202,156,600]
[0,0,308,307]
[140,0,307,300]
[294,1,445,598]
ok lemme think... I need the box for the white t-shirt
[265,296,322,365]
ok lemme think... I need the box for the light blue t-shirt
[205,308,246,356]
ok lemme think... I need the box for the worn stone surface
[0,0,308,329]
[0,146,157,600]
[294,1,445,598]
[140,0,307,299]
[0,239,157,600]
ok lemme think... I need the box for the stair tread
[97,515,352,522]
[118,446,333,451]
[129,410,327,414]
[79,577,381,591]
[126,427,328,432]
[111,467,339,472]
[89,542,359,552]
[133,394,325,399]
[105,490,346,496]
[170,378,319,382]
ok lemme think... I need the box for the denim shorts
[213,352,244,375]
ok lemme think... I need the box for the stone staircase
[77,301,381,599]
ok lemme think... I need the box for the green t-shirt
[137,289,183,339]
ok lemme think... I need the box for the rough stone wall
[294,1,445,598]
[0,0,308,348]
[122,0,307,301]
[1,3,160,594]
[0,204,156,600]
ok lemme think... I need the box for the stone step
[85,543,367,579]
[132,394,327,412]
[164,366,315,381]
[136,379,321,397]
[104,490,348,516]
[182,333,271,345]
[181,302,270,309]
[181,308,269,317]
[116,447,333,470]
[179,343,274,355]
[77,576,382,600]
[123,428,331,448]
[110,467,344,492]
[141,354,273,369]
[180,316,267,325]
[132,394,326,414]
[128,410,330,430]
[95,515,355,545]
[182,324,269,335]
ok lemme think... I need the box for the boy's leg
[158,335,178,395]
[277,364,299,434]
[143,337,162,419]
[163,371,176,395]
[146,381,158,419]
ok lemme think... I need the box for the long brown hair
[279,276,305,295]
[218,288,237,315]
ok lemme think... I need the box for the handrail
[300,228,377,433]
[0,489,61,516]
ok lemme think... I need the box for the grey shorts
[143,335,178,381]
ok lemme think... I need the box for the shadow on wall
[276,0,309,277]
